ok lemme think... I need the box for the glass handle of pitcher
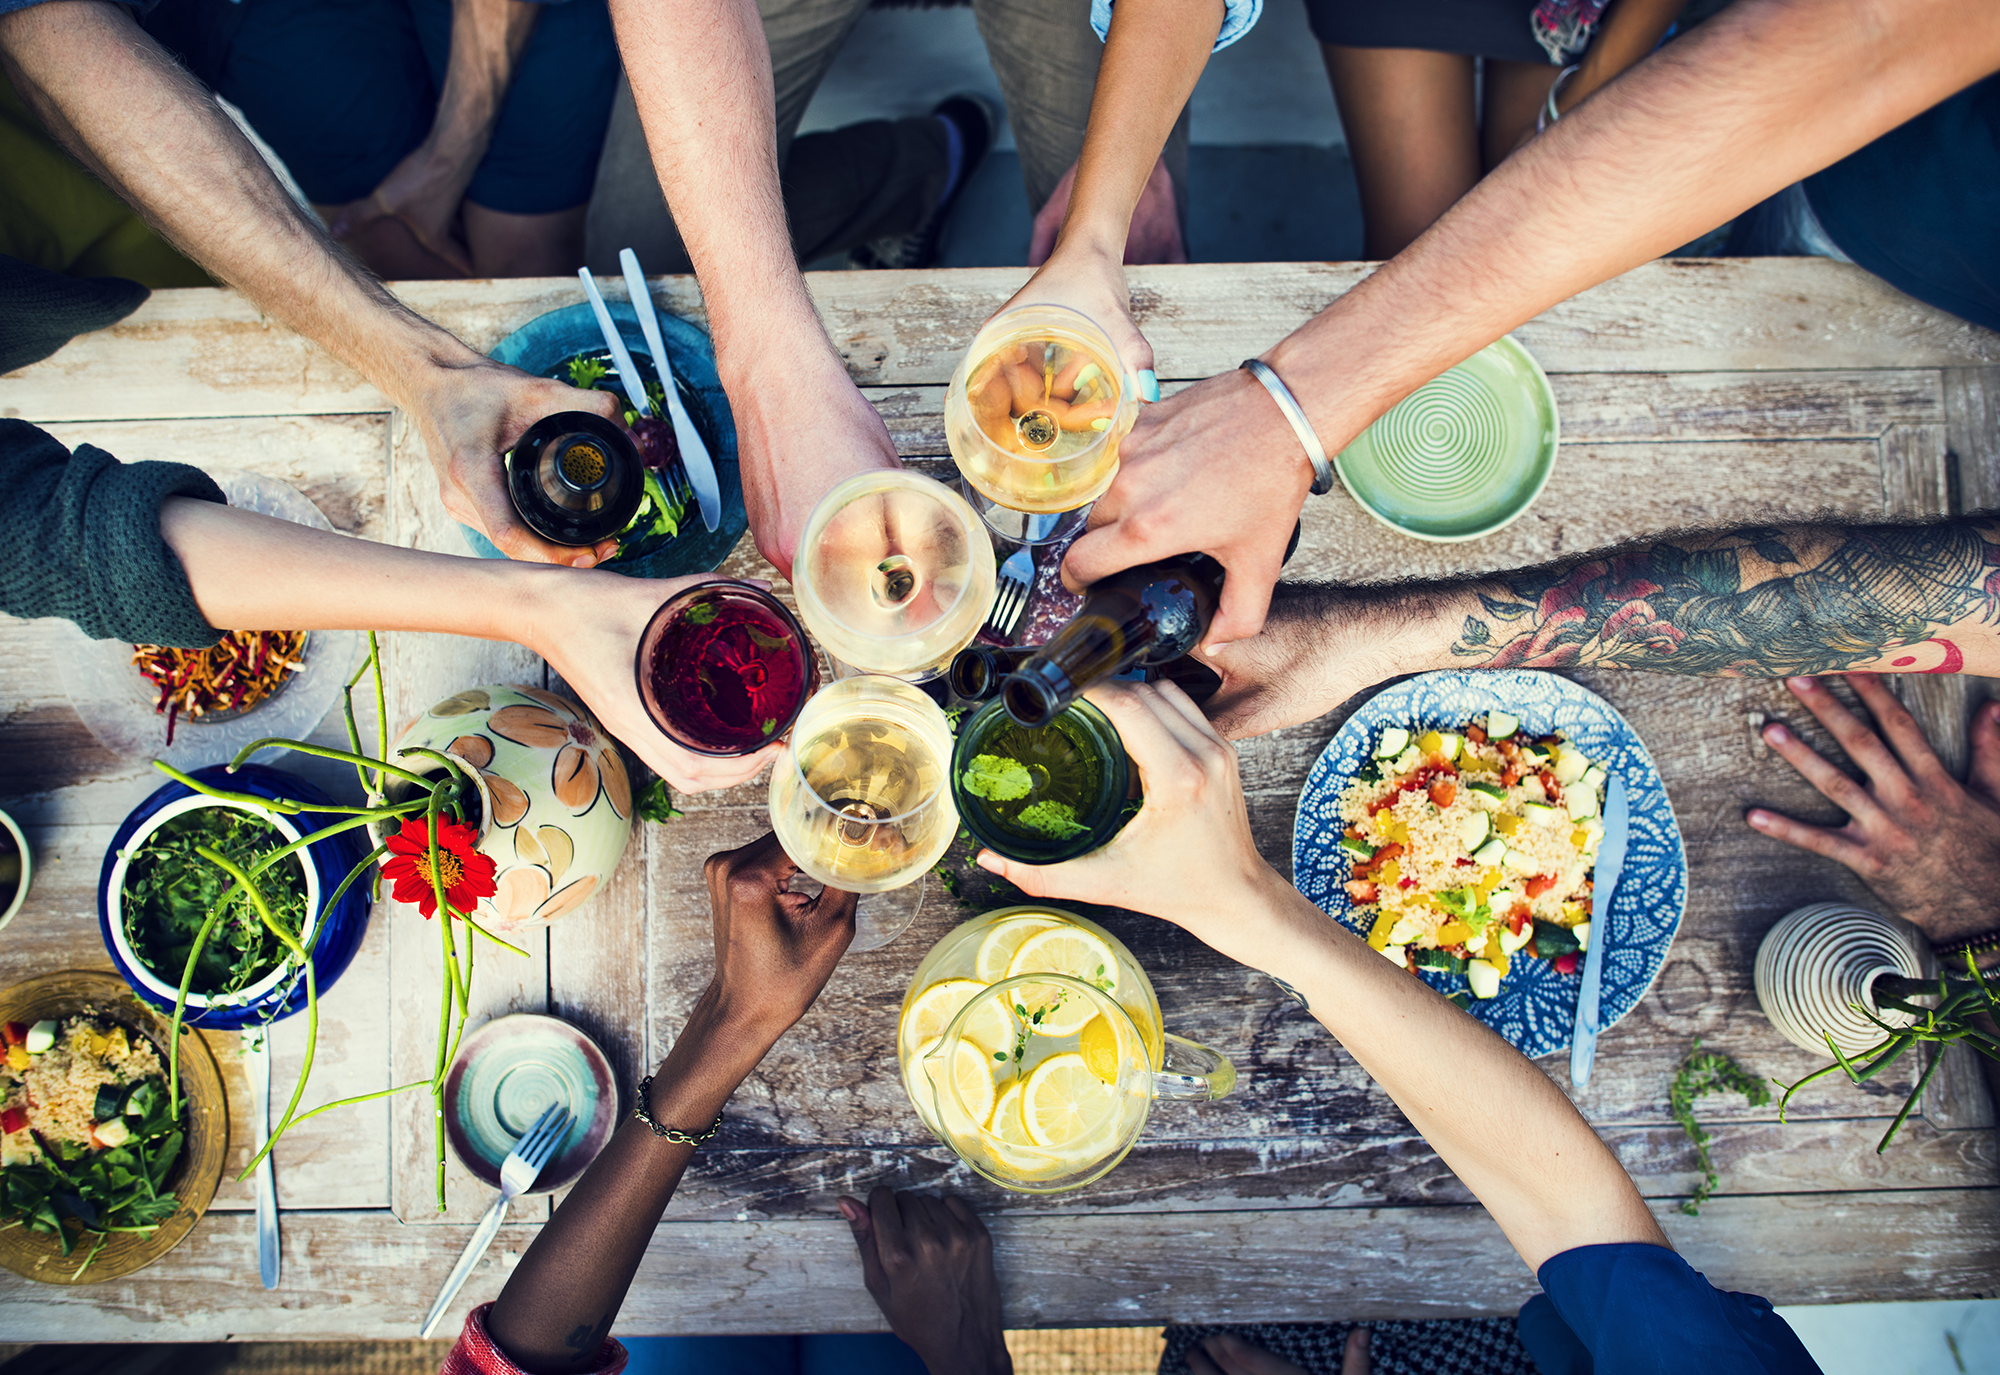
[1150,1034,1237,1102]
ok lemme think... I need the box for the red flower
[382,817,497,919]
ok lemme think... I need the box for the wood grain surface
[0,268,1996,1335]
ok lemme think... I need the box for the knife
[620,248,722,532]
[242,1026,280,1289]
[1569,772,1629,1092]
[576,268,653,428]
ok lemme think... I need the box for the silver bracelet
[1240,359,1335,496]
[1537,64,1582,134]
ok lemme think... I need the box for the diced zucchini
[1501,921,1536,955]
[91,1117,131,1149]
[1486,712,1520,740]
[1339,836,1377,861]
[1374,727,1411,760]
[1471,837,1508,867]
[1436,732,1462,762]
[1466,959,1503,999]
[1578,817,1605,844]
[1565,788,1600,821]
[1458,813,1492,850]
[1552,747,1590,786]
[1519,800,1561,825]
[92,1085,123,1122]
[1532,919,1582,958]
[1392,745,1422,774]
[1466,781,1508,808]
[1515,744,1548,768]
[1574,921,1592,952]
[1380,943,1408,966]
[1501,846,1540,874]
[1388,915,1427,947]
[1411,948,1468,975]
[1577,765,1606,794]
[23,1021,56,1055]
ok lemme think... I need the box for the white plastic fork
[419,1101,574,1338]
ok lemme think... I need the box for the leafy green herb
[961,755,1033,802]
[683,602,719,626]
[745,626,793,652]
[634,779,683,823]
[565,355,609,390]
[645,379,666,415]
[1669,1037,1770,1215]
[761,719,778,737]
[1017,801,1089,839]
[120,809,308,996]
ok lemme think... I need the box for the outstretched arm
[483,834,856,1373]
[1067,0,2000,643]
[979,683,1669,1272]
[606,0,899,578]
[1205,516,2000,737]
[0,1,620,566]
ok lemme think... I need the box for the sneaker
[850,93,999,271]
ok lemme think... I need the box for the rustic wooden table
[1,262,1998,1341]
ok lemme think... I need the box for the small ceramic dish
[0,970,226,1284]
[0,807,30,935]
[444,1013,617,1194]
[54,468,358,768]
[1333,334,1559,542]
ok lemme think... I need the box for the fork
[419,1101,574,1338]
[983,544,1034,643]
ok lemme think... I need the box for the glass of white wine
[792,470,997,681]
[944,304,1139,546]
[769,676,960,946]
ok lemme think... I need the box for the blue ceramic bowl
[97,765,373,1028]
[465,299,748,576]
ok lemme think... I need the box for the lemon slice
[1077,1014,1123,1085]
[1005,924,1119,1037]
[915,1035,997,1134]
[1022,1051,1119,1149]
[901,979,984,1055]
[975,914,1062,983]
[987,1080,1037,1147]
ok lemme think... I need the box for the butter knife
[242,1026,280,1289]
[619,248,721,532]
[576,268,652,426]
[1569,772,1629,1092]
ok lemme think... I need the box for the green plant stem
[237,1080,431,1180]
[150,761,390,817]
[370,633,387,781]
[164,898,230,1108]
[227,739,433,788]
[342,644,375,795]
[462,914,530,958]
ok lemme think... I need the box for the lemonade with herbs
[897,907,1177,1191]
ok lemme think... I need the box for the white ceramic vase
[1753,902,1931,1056]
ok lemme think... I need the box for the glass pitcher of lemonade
[898,906,1235,1193]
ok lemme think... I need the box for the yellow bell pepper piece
[4,1046,27,1072]
[1368,910,1396,950]
[1436,921,1473,946]
[1493,813,1523,837]
[1375,861,1401,887]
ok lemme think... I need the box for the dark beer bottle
[505,411,646,548]
[948,645,1038,703]
[1000,553,1225,728]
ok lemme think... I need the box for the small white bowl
[0,807,30,935]
[104,794,322,1012]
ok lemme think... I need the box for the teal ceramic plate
[1334,335,1559,542]
[444,1013,617,1194]
[463,298,748,575]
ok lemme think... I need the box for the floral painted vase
[392,685,633,930]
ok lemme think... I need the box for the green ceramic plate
[1334,335,1559,542]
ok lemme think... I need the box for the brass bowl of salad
[0,970,226,1283]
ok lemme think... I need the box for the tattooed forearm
[1444,519,2000,676]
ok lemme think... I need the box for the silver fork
[419,1101,574,1338]
[983,544,1034,643]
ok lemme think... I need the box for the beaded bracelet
[1935,929,2000,964]
[632,1075,723,1145]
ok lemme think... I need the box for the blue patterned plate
[1292,670,1686,1059]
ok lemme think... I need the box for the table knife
[576,268,653,428]
[242,1026,280,1289]
[620,248,722,533]
[1569,772,1629,1093]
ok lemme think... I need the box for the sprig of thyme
[1668,1037,1769,1215]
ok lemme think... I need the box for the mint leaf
[961,754,1033,801]
[1017,801,1088,839]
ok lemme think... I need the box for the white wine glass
[944,304,1139,547]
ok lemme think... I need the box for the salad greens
[120,808,309,997]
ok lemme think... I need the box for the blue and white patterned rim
[1292,669,1687,1060]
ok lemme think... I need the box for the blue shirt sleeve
[1519,1244,1823,1375]
[1091,0,1262,53]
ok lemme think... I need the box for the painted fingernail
[1747,811,1770,828]
[1764,722,1789,743]
[1788,676,1818,691]
[1131,369,1160,403]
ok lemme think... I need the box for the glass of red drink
[635,582,820,755]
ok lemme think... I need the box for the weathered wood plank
[0,1189,1991,1340]
[866,371,1946,457]
[1945,365,2000,507]
[5,263,1995,426]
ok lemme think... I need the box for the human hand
[976,681,1290,966]
[405,354,625,567]
[1749,674,2000,948]
[1029,156,1186,267]
[836,1186,1010,1375]
[1202,586,1417,738]
[524,569,787,793]
[327,144,477,276]
[1063,367,1315,645]
[704,831,856,1040]
[999,241,1153,380]
[727,344,900,579]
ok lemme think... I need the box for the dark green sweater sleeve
[0,418,226,647]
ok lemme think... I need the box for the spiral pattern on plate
[1369,370,1510,501]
